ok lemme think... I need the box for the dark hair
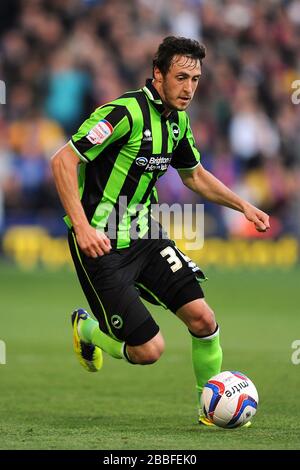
[153,36,206,76]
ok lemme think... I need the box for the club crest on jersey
[86,119,114,145]
[171,123,180,141]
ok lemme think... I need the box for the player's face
[154,55,201,112]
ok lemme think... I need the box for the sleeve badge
[86,119,114,145]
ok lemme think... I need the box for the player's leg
[68,230,164,367]
[176,298,223,420]
[137,239,222,420]
[75,306,165,365]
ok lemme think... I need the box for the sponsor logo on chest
[135,155,172,171]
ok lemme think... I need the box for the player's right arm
[51,103,131,257]
[51,144,111,258]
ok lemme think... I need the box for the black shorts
[68,231,205,346]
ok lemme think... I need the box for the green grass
[1,264,300,450]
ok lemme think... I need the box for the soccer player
[51,36,270,425]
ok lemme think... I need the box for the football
[201,371,259,428]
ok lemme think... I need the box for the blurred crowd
[0,0,300,238]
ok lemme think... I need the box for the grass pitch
[1,264,300,450]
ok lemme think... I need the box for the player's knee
[140,344,164,364]
[189,305,216,336]
[127,333,165,365]
[138,337,165,364]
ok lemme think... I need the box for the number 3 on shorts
[160,247,183,273]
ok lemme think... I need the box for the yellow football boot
[71,309,103,372]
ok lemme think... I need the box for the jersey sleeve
[69,105,131,163]
[171,114,201,171]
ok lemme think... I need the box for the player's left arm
[179,163,270,232]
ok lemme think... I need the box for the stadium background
[1,0,300,451]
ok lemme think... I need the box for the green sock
[79,317,124,359]
[191,326,223,408]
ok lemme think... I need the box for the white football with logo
[201,371,259,428]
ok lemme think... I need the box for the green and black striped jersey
[66,79,201,249]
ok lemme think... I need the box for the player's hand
[243,204,270,232]
[75,225,111,258]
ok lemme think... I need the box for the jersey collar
[142,79,176,118]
